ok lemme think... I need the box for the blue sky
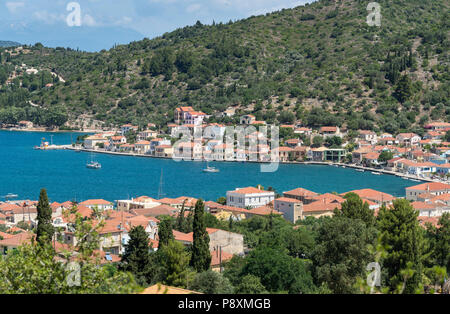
[1,0,312,51]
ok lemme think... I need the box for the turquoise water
[0,131,417,203]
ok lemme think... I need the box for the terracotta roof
[80,199,112,206]
[230,187,269,194]
[0,232,34,247]
[284,187,318,198]
[210,250,233,267]
[406,182,450,191]
[303,201,341,213]
[131,205,178,217]
[341,189,395,203]
[411,201,436,211]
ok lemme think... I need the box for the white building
[226,187,275,209]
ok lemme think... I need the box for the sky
[0,0,312,51]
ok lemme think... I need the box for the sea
[0,130,417,203]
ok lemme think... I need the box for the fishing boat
[356,169,364,172]
[3,193,18,200]
[371,171,381,175]
[203,162,219,173]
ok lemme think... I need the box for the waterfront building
[226,187,275,209]
[274,197,303,223]
[406,182,450,201]
[79,199,114,211]
[324,148,347,163]
[341,189,395,205]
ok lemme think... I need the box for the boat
[86,161,101,169]
[355,169,365,172]
[86,153,101,169]
[203,162,219,173]
[3,193,18,200]
[371,171,381,175]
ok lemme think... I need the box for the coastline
[0,127,102,134]
[65,146,442,184]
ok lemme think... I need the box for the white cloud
[6,2,25,13]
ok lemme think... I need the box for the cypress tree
[190,199,211,272]
[176,200,186,232]
[378,199,425,293]
[120,225,152,285]
[158,218,174,250]
[36,188,54,246]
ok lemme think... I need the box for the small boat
[86,161,101,169]
[371,171,381,175]
[356,169,364,172]
[86,153,101,169]
[3,193,18,200]
[203,162,219,173]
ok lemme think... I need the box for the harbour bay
[0,131,417,203]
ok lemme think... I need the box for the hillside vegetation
[0,0,448,135]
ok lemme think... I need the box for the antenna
[158,169,166,199]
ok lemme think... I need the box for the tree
[429,213,450,273]
[36,188,54,246]
[312,135,324,148]
[393,75,413,103]
[378,200,425,293]
[444,131,450,142]
[158,218,174,250]
[190,199,211,272]
[235,274,267,294]
[158,240,191,288]
[120,226,152,285]
[312,216,376,294]
[335,193,376,227]
[378,151,394,164]
[188,270,234,294]
[242,246,315,293]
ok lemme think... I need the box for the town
[1,181,449,263]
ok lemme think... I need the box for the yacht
[203,162,219,173]
[86,161,102,169]
[86,153,101,169]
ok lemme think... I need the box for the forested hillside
[0,0,448,134]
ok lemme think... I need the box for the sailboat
[203,161,219,173]
[86,153,101,169]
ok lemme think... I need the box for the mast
[158,169,165,199]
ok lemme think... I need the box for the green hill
[0,41,21,48]
[0,0,448,135]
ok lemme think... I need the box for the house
[120,124,138,135]
[185,111,206,126]
[436,164,450,175]
[155,145,173,158]
[294,127,312,136]
[274,197,303,223]
[84,135,108,150]
[324,148,347,163]
[352,147,373,164]
[311,147,327,161]
[363,152,380,167]
[341,189,395,205]
[226,187,275,209]
[0,232,34,255]
[425,122,450,131]
[150,138,171,155]
[301,201,341,219]
[396,133,421,146]
[18,120,33,129]
[79,199,114,211]
[278,147,293,162]
[359,130,377,144]
[406,182,450,201]
[319,126,341,138]
[137,130,158,141]
[283,187,318,204]
[109,136,127,148]
[405,162,437,177]
[174,106,195,124]
[285,138,302,148]
[135,140,151,154]
[130,204,179,218]
[116,196,161,212]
